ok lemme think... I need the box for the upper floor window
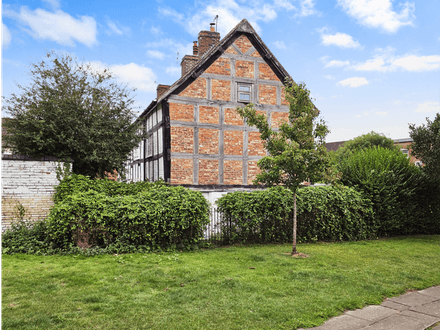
[238,83,252,103]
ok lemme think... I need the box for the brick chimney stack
[180,24,220,76]
[197,23,220,58]
[157,84,171,100]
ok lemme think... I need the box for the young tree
[409,113,440,180]
[3,51,145,178]
[237,81,330,255]
[336,131,398,161]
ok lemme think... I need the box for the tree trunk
[291,191,297,255]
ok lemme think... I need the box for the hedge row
[216,185,375,244]
[48,183,210,251]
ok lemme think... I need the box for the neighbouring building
[126,19,293,201]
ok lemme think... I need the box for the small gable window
[238,83,252,103]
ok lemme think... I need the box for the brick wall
[224,130,244,155]
[234,35,253,54]
[179,77,207,98]
[170,103,194,122]
[247,160,261,183]
[171,159,193,184]
[206,58,231,76]
[199,159,219,184]
[171,127,194,153]
[235,60,254,78]
[259,84,277,105]
[1,157,69,231]
[224,160,243,185]
[259,63,280,81]
[271,112,289,128]
[211,79,231,101]
[248,132,266,156]
[199,128,219,154]
[224,108,244,126]
[199,106,220,124]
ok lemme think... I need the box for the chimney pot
[210,23,215,32]
[193,41,198,55]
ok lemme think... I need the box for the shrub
[2,219,51,255]
[53,174,163,203]
[216,185,374,244]
[337,146,438,236]
[47,184,210,251]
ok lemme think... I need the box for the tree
[336,131,398,161]
[236,81,330,255]
[3,51,145,178]
[409,113,440,179]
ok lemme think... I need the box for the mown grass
[3,236,440,329]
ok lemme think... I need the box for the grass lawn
[2,236,440,329]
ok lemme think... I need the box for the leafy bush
[338,146,439,236]
[47,184,210,251]
[2,219,51,255]
[53,174,163,203]
[216,185,374,244]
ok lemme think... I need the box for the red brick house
[127,19,292,196]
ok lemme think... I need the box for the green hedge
[338,146,440,236]
[53,174,162,203]
[48,182,210,251]
[216,185,374,244]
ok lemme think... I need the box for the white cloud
[321,32,361,48]
[274,0,296,11]
[146,38,192,59]
[337,0,415,33]
[158,0,300,37]
[166,67,181,76]
[326,60,350,68]
[150,26,161,35]
[353,52,440,72]
[299,0,318,17]
[88,61,157,92]
[43,0,61,10]
[393,100,402,105]
[147,50,166,60]
[376,111,388,116]
[106,19,130,36]
[337,77,368,88]
[415,101,440,113]
[4,6,97,47]
[2,23,11,47]
[273,41,286,49]
[325,75,335,80]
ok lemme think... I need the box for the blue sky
[2,0,439,142]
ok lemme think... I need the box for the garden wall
[1,155,69,231]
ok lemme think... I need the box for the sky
[2,0,439,142]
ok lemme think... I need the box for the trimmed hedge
[216,185,374,244]
[47,183,210,251]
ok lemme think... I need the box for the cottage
[127,19,293,198]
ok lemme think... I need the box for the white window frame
[237,83,252,103]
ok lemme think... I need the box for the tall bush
[337,146,435,236]
[216,185,374,244]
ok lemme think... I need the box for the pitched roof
[139,18,293,118]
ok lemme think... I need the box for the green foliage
[338,146,439,236]
[336,131,398,161]
[236,81,330,190]
[47,181,210,251]
[216,185,374,244]
[2,51,145,178]
[409,113,440,180]
[53,174,163,204]
[2,219,51,255]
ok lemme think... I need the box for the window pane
[239,86,250,92]
[239,93,250,101]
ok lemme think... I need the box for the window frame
[237,82,253,103]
